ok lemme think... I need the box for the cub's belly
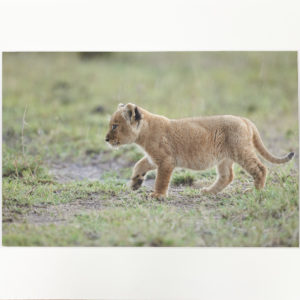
[176,155,218,170]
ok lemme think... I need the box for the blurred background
[3,52,298,163]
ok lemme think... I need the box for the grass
[2,52,299,246]
[172,170,196,186]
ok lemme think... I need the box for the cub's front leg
[151,161,174,199]
[130,156,156,190]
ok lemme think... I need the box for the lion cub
[105,103,294,199]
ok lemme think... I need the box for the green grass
[172,170,196,186]
[2,52,299,246]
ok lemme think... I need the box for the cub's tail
[247,120,294,164]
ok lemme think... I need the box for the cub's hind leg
[130,156,156,190]
[202,159,234,195]
[236,150,267,190]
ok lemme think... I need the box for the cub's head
[105,103,142,147]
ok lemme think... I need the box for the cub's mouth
[107,140,121,148]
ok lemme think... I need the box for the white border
[1,0,300,299]
[0,248,300,300]
[0,0,300,51]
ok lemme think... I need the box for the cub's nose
[105,136,109,142]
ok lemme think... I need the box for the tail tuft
[288,152,295,160]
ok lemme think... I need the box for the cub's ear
[122,103,142,123]
[118,103,125,110]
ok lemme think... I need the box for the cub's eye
[112,124,118,130]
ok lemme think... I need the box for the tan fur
[105,103,294,198]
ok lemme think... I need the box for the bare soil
[48,155,131,183]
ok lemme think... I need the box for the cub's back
[170,115,248,136]
[167,115,250,155]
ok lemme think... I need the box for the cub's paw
[130,175,144,191]
[150,192,166,200]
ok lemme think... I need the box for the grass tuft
[3,148,48,181]
[172,171,196,186]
